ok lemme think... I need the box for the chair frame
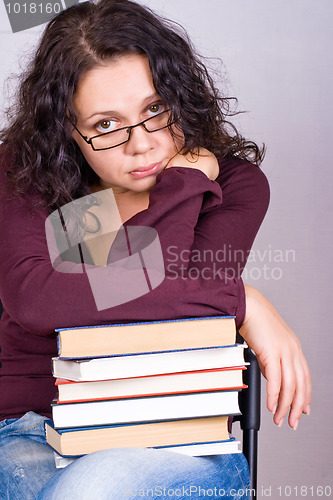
[234,347,261,499]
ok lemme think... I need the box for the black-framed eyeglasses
[72,110,174,151]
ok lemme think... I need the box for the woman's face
[72,54,184,194]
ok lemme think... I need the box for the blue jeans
[0,412,250,499]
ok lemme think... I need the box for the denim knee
[37,447,250,499]
[0,412,58,500]
[1,413,250,499]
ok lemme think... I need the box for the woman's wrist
[239,284,262,337]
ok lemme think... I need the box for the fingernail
[278,418,284,428]
[293,419,299,431]
[305,406,311,416]
[272,403,277,415]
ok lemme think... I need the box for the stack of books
[46,316,247,459]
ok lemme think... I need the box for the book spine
[55,315,235,333]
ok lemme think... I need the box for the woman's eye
[95,119,118,134]
[146,103,165,116]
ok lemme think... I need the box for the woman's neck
[113,189,150,223]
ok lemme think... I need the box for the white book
[52,390,241,429]
[53,345,247,382]
[157,439,241,456]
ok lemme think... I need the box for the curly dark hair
[1,0,264,211]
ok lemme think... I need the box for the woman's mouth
[129,163,162,179]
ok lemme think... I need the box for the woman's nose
[125,124,153,155]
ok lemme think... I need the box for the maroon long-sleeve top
[0,145,269,419]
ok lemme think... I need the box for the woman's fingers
[265,347,311,429]
[288,353,311,428]
[301,351,312,415]
[259,355,281,416]
[275,356,300,428]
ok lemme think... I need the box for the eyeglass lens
[91,111,170,150]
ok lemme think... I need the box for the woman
[0,0,311,498]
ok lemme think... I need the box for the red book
[56,366,247,403]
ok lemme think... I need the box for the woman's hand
[239,284,311,430]
[166,148,219,181]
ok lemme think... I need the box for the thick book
[52,344,246,382]
[51,390,240,429]
[45,416,230,456]
[53,439,241,467]
[56,315,236,359]
[55,366,246,403]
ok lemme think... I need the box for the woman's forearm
[240,284,312,429]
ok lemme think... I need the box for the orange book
[45,416,231,457]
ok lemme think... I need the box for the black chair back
[234,347,261,499]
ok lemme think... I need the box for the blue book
[56,315,236,359]
[45,415,232,457]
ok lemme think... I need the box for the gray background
[0,0,332,498]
